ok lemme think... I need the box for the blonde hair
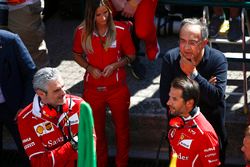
[81,0,116,54]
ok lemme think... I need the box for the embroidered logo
[169,128,176,139]
[45,122,53,131]
[179,139,193,149]
[34,121,54,137]
[65,113,79,126]
[36,125,44,135]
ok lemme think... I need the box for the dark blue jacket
[160,45,228,144]
[0,30,36,118]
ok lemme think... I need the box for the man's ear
[202,39,209,46]
[186,99,195,108]
[36,89,46,97]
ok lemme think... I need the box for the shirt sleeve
[14,34,36,108]
[120,27,135,58]
[17,115,77,167]
[194,49,228,108]
[198,132,221,167]
[72,27,84,54]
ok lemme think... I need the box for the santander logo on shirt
[46,137,64,148]
[177,152,189,160]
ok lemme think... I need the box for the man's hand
[111,0,127,11]
[209,76,217,85]
[121,0,138,18]
[179,54,196,76]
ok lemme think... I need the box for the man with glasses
[159,18,228,165]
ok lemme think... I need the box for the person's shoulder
[198,128,219,148]
[0,29,13,36]
[76,24,85,31]
[67,94,83,99]
[167,47,179,54]
[203,46,227,66]
[75,23,86,35]
[206,46,226,59]
[66,94,84,104]
[17,103,33,122]
[209,47,224,55]
[0,29,17,41]
[194,113,217,136]
[114,21,132,31]
[162,47,180,61]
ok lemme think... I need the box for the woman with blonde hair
[72,0,135,166]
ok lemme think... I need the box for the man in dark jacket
[160,18,228,165]
[0,29,36,166]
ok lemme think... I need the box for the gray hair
[179,18,208,40]
[33,67,62,92]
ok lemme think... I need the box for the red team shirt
[168,109,221,167]
[17,94,83,167]
[72,22,135,87]
[72,21,135,167]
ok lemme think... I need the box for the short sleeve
[120,28,135,57]
[72,27,84,54]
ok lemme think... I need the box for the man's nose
[241,145,244,152]
[167,100,171,106]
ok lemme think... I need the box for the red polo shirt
[73,22,135,87]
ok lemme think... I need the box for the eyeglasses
[179,39,203,47]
